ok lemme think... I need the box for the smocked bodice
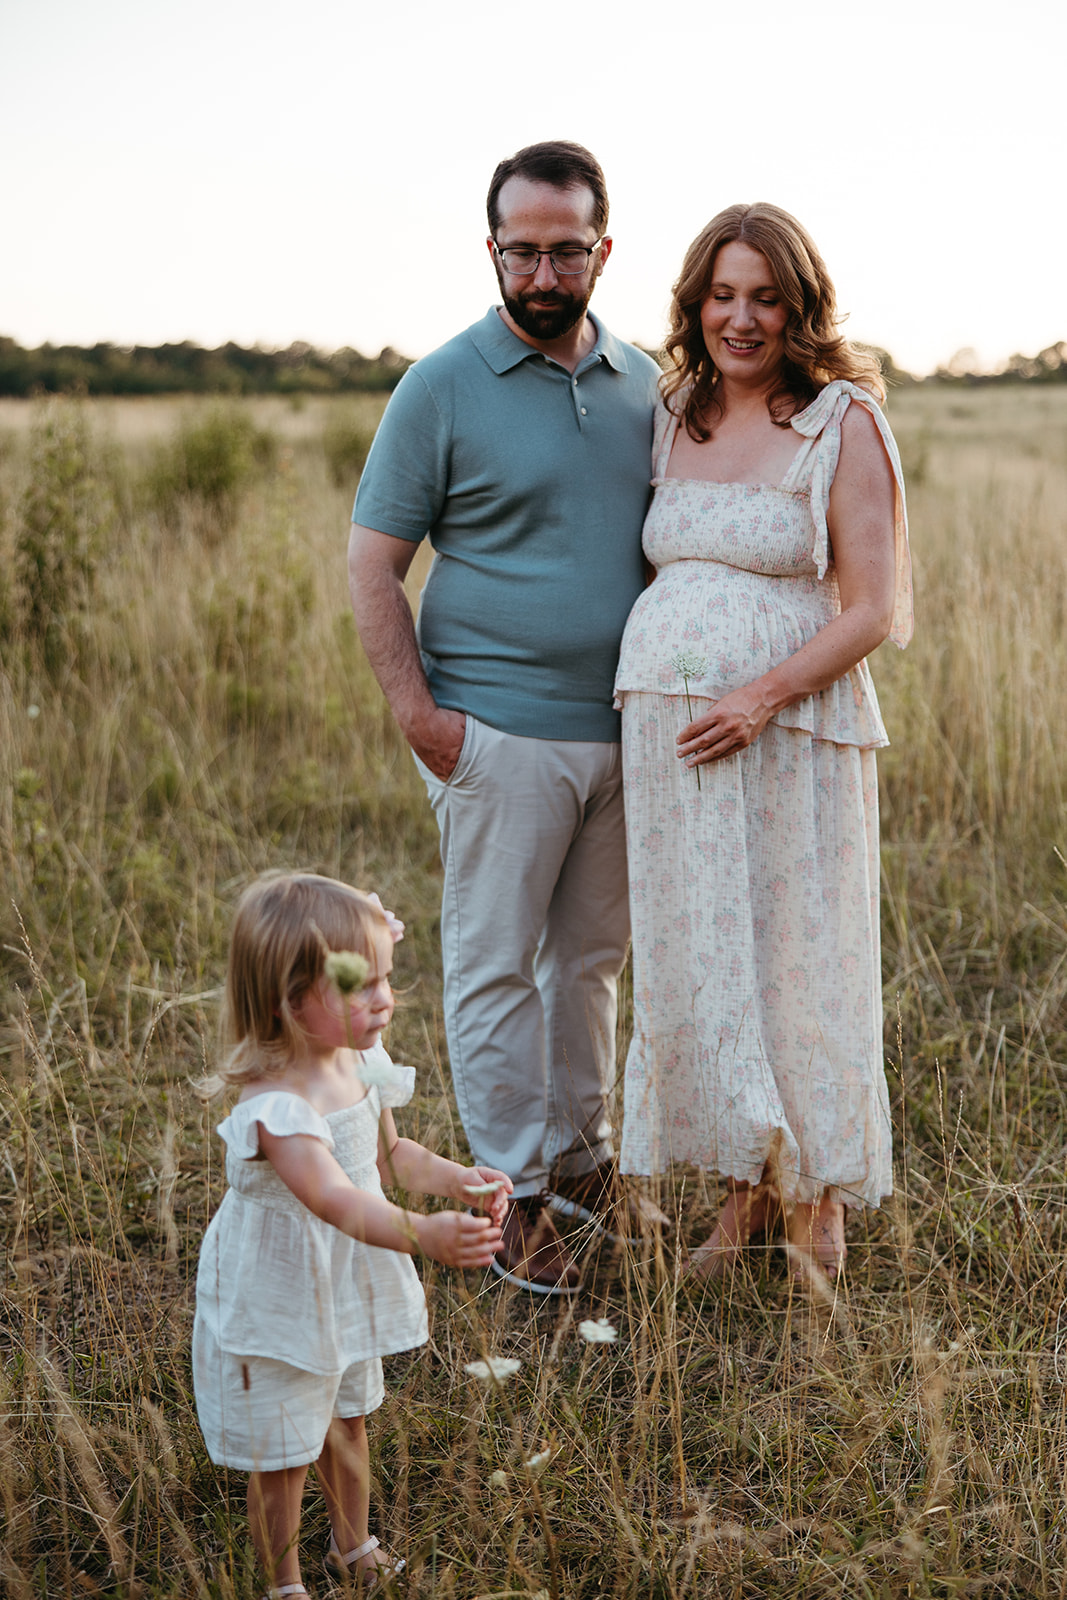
[614,381,911,749]
[224,1094,385,1214]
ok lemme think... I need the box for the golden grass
[2,384,1067,1597]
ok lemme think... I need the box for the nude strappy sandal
[324,1533,406,1591]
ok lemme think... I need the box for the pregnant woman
[615,203,911,1279]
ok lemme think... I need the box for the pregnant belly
[618,560,838,699]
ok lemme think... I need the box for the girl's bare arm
[258,1124,503,1267]
[377,1109,512,1225]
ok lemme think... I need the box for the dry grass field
[2,381,1067,1598]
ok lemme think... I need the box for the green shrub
[145,406,276,533]
[322,409,375,489]
[14,398,110,675]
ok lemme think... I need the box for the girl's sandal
[261,1586,309,1599]
[325,1534,406,1592]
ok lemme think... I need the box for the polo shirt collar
[469,307,632,375]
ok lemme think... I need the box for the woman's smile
[701,239,788,382]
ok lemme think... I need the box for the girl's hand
[413,1209,502,1268]
[459,1167,513,1226]
[677,681,774,766]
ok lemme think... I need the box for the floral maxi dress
[614,381,912,1207]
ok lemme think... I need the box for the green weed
[143,406,277,535]
[10,398,111,676]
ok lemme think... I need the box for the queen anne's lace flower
[670,650,710,789]
[464,1357,521,1383]
[323,949,369,995]
[671,649,708,681]
[578,1317,618,1345]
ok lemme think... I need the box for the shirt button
[580,407,587,415]
[573,379,578,386]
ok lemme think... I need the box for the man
[348,141,665,1295]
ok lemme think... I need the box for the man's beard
[496,269,595,342]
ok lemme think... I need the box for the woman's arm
[376,1109,512,1226]
[258,1125,503,1267]
[677,402,897,767]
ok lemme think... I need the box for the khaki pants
[416,718,630,1196]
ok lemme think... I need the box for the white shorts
[193,1319,385,1472]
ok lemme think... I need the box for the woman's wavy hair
[197,872,389,1097]
[662,202,885,439]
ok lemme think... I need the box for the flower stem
[683,678,701,791]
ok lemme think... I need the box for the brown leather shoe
[550,1163,671,1244]
[490,1193,581,1296]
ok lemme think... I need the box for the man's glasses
[493,242,602,276]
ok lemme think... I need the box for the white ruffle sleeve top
[194,1047,429,1375]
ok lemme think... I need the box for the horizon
[4,327,1063,384]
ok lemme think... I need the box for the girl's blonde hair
[199,872,389,1096]
[662,201,885,440]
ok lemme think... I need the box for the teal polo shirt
[353,308,660,742]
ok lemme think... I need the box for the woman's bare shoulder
[837,396,893,474]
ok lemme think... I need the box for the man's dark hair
[486,141,609,237]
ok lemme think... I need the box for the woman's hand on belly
[677,681,775,766]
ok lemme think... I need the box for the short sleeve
[358,1042,417,1109]
[352,366,450,542]
[217,1091,336,1159]
[790,381,913,648]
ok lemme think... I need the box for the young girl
[193,872,511,1599]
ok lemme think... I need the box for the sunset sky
[3,0,1062,376]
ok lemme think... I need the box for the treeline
[4,333,1066,397]
[0,336,411,397]
[933,340,1067,385]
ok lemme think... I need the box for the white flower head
[323,949,369,996]
[464,1356,521,1384]
[525,1449,552,1476]
[578,1317,618,1345]
[671,650,708,681]
[489,1469,509,1489]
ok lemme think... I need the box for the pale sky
[3,0,1063,376]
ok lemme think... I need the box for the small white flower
[525,1449,551,1476]
[489,1469,508,1489]
[669,650,710,790]
[323,949,369,995]
[578,1317,618,1345]
[27,704,40,719]
[464,1357,521,1383]
[671,649,708,681]
[463,1179,507,1196]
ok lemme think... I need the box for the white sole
[488,1256,580,1296]
[548,1192,640,1246]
